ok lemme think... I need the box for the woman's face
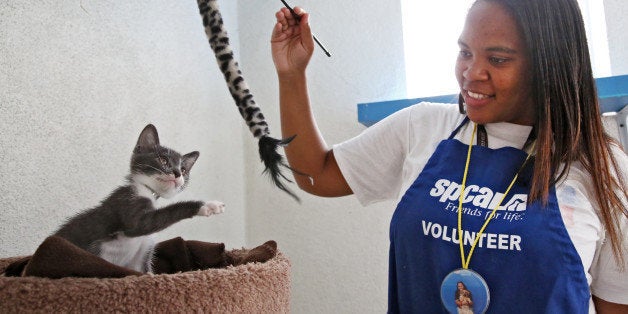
[456,1,535,126]
[457,283,464,290]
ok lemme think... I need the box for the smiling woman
[455,1,535,126]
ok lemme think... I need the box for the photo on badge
[440,268,490,314]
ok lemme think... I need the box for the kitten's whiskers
[136,163,167,175]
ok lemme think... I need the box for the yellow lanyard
[457,123,534,269]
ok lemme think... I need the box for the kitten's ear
[182,151,200,172]
[135,124,160,153]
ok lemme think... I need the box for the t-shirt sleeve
[333,102,460,206]
[333,106,412,206]
[589,145,628,304]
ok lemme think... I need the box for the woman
[271,0,628,312]
[455,282,474,314]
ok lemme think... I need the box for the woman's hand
[271,7,314,76]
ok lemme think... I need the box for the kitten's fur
[53,124,225,273]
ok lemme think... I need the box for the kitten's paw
[198,201,226,216]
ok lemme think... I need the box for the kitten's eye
[158,157,168,166]
[181,168,187,176]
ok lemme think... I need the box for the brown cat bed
[0,237,291,313]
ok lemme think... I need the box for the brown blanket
[4,236,277,279]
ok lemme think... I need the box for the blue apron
[388,118,590,313]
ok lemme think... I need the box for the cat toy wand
[280,0,332,57]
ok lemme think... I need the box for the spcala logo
[429,179,527,211]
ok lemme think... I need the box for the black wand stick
[280,0,332,57]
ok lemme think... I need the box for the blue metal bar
[358,75,628,127]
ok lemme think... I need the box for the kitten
[53,124,225,273]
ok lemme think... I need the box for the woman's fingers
[272,6,312,41]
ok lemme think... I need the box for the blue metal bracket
[357,75,628,152]
[358,74,628,127]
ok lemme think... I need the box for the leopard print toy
[196,0,300,201]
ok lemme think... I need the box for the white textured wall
[605,0,628,76]
[240,1,406,313]
[0,0,247,257]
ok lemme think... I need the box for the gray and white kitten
[53,124,225,273]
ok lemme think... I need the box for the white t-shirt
[333,102,628,311]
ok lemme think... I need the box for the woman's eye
[458,50,472,58]
[489,56,509,65]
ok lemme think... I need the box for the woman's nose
[463,59,489,81]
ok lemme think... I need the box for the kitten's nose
[173,169,181,178]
